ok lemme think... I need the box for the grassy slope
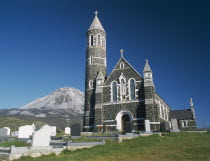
[0,117,46,131]
[16,132,210,161]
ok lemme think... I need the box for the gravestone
[171,118,180,132]
[11,131,19,136]
[18,124,35,139]
[65,127,71,135]
[71,123,81,136]
[50,126,56,136]
[32,125,52,147]
[144,120,150,132]
[0,127,10,136]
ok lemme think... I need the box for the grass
[64,137,102,142]
[15,132,210,161]
[0,117,46,131]
[0,140,29,147]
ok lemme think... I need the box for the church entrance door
[121,114,130,132]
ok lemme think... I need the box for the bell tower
[83,11,107,132]
[143,59,160,131]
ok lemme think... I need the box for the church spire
[143,59,154,87]
[96,69,104,81]
[143,59,152,72]
[88,11,105,31]
[190,98,196,120]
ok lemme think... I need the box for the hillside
[0,117,46,132]
[15,132,210,161]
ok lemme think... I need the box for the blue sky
[0,0,209,128]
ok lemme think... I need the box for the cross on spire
[95,11,98,17]
[120,49,124,58]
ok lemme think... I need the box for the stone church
[83,12,196,132]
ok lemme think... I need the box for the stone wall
[179,120,197,131]
[100,102,145,132]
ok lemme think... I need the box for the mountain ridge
[0,87,84,129]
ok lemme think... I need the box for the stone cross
[95,11,98,16]
[120,49,124,58]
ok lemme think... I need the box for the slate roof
[170,109,194,120]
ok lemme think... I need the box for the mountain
[0,87,84,129]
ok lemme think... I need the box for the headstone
[71,123,81,136]
[18,124,35,139]
[65,127,71,135]
[144,120,150,132]
[11,131,19,136]
[171,118,180,132]
[32,125,52,147]
[50,126,56,136]
[0,127,11,136]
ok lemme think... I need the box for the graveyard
[8,132,210,161]
[0,123,107,160]
[0,121,209,161]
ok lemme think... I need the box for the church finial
[95,11,98,17]
[146,59,148,63]
[120,49,124,58]
[190,98,194,107]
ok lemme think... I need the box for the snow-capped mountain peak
[20,87,84,114]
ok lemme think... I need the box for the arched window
[89,56,93,65]
[101,38,104,48]
[130,79,135,100]
[120,62,125,69]
[112,82,117,102]
[90,35,94,46]
[89,80,93,88]
[159,104,162,117]
[161,106,165,118]
[98,35,101,45]
[165,109,167,119]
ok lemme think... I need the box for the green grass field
[0,140,29,147]
[15,132,210,161]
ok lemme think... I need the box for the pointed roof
[104,56,142,85]
[96,69,104,80]
[143,59,152,72]
[88,11,105,32]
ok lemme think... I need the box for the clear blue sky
[0,0,209,128]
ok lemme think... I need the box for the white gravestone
[18,124,35,138]
[65,127,71,135]
[171,119,179,129]
[50,126,56,136]
[171,119,180,132]
[145,120,151,132]
[32,125,52,147]
[0,127,11,136]
[11,131,19,136]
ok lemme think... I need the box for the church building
[83,12,196,132]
